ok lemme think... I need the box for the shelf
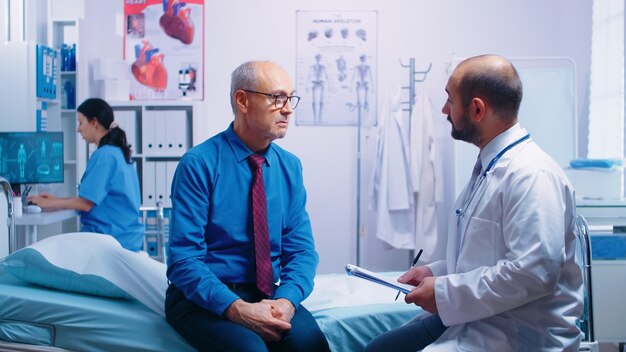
[64,160,77,165]
[577,200,626,226]
[145,156,183,161]
[61,109,76,114]
[60,71,76,75]
[37,97,60,104]
[108,100,195,107]
[578,198,626,207]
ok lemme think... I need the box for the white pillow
[0,232,168,317]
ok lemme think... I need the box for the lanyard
[455,133,531,217]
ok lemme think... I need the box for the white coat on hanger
[409,88,445,262]
[369,88,415,249]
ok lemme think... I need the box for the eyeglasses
[242,89,300,110]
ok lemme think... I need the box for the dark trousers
[165,284,330,352]
[364,314,447,352]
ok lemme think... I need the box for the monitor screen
[0,131,64,185]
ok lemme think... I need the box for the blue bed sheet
[303,271,423,351]
[0,270,422,351]
[0,272,195,352]
[312,303,420,352]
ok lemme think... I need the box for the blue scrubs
[78,145,144,251]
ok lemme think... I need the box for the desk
[576,199,626,227]
[14,210,78,247]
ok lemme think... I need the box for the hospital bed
[0,178,598,351]
[0,177,419,351]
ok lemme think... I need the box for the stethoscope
[455,133,531,218]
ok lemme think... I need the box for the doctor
[367,54,583,351]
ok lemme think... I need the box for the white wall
[54,0,592,274]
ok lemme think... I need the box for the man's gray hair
[230,61,259,113]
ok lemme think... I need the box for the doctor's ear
[470,97,486,120]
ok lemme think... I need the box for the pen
[22,186,32,202]
[395,249,423,301]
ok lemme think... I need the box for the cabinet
[0,42,57,133]
[110,103,193,208]
[49,19,86,233]
[109,103,192,262]
[576,200,626,344]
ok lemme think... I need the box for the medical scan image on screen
[0,132,64,185]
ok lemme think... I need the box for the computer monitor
[0,132,64,190]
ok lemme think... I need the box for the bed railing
[0,176,16,257]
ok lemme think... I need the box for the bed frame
[0,176,16,258]
[0,341,71,352]
[0,178,418,351]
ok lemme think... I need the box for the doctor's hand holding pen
[396,249,426,288]
[395,249,439,314]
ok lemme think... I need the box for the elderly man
[165,60,330,352]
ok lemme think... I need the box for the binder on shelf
[145,233,159,257]
[141,208,158,232]
[36,101,48,132]
[165,110,188,156]
[115,110,138,152]
[165,161,178,207]
[155,162,167,205]
[142,110,158,156]
[155,111,167,154]
[142,161,156,206]
[161,208,172,235]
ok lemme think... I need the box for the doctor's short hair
[457,55,523,121]
[230,61,260,113]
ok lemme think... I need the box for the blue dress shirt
[78,145,144,251]
[167,123,319,316]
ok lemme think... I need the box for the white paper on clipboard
[345,264,414,294]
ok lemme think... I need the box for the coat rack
[399,59,432,127]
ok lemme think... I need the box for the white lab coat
[370,89,415,248]
[370,88,445,252]
[409,88,444,262]
[424,124,583,351]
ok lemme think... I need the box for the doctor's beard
[449,111,479,144]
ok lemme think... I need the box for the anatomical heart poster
[124,0,204,100]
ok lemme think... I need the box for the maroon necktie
[248,154,274,296]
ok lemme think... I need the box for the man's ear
[235,90,249,113]
[470,97,486,122]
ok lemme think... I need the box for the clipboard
[345,264,414,294]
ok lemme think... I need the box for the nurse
[29,98,144,252]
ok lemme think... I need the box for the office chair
[575,213,599,352]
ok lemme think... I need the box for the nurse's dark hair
[77,98,133,163]
[457,55,523,122]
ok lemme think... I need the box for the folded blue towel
[591,235,626,260]
[569,159,621,169]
